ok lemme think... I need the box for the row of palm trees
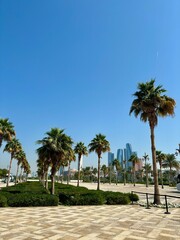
[37,130,110,194]
[0,118,31,186]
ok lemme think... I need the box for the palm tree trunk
[150,126,161,204]
[97,156,100,190]
[51,174,55,195]
[15,163,20,185]
[169,166,172,186]
[145,165,148,187]
[109,165,111,185]
[7,155,13,187]
[67,161,71,185]
[116,171,118,185]
[133,169,135,186]
[124,169,126,186]
[45,171,48,190]
[160,165,164,189]
[77,155,81,187]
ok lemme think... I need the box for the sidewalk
[0,182,179,239]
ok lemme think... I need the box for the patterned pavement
[0,183,180,239]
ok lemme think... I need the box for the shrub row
[57,184,139,206]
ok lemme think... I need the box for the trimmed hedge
[59,190,105,205]
[6,193,59,207]
[0,194,7,207]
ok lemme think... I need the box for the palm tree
[163,154,180,185]
[37,128,73,194]
[156,150,166,189]
[142,153,149,187]
[0,118,15,148]
[128,154,139,186]
[89,134,110,190]
[14,150,26,184]
[66,149,76,185]
[123,159,126,186]
[74,142,88,187]
[101,164,108,178]
[112,159,121,185]
[130,79,176,204]
[143,163,152,186]
[3,138,22,187]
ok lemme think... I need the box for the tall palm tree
[74,142,88,187]
[142,163,152,186]
[156,150,166,189]
[142,153,149,187]
[163,154,180,185]
[14,150,26,184]
[0,118,15,148]
[128,154,139,186]
[101,164,108,178]
[130,79,176,204]
[89,134,110,190]
[112,159,121,185]
[37,128,73,194]
[4,138,22,187]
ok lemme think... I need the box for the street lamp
[175,144,180,156]
[143,153,149,188]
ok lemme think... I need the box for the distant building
[108,152,114,166]
[117,149,123,167]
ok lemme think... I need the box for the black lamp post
[175,144,180,156]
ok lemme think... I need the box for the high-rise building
[108,152,114,166]
[117,149,123,167]
[125,143,133,170]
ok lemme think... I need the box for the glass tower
[117,149,123,167]
[108,152,114,166]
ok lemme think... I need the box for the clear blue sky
[0,0,180,175]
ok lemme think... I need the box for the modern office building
[108,152,114,166]
[125,143,133,170]
[117,149,123,167]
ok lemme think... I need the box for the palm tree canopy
[74,142,88,159]
[0,118,16,147]
[163,154,180,170]
[3,138,22,157]
[156,150,166,167]
[128,154,139,169]
[88,134,110,158]
[112,159,121,171]
[129,79,176,128]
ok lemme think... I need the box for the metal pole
[164,195,170,214]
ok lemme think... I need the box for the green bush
[59,190,105,205]
[104,192,130,205]
[7,193,59,207]
[126,192,139,202]
[0,194,7,207]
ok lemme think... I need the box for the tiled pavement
[0,205,180,240]
[0,183,180,239]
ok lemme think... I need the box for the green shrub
[59,190,105,205]
[7,193,59,207]
[105,192,130,205]
[0,194,7,207]
[126,192,139,202]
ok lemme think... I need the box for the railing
[131,191,180,214]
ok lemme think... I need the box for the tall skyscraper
[108,152,114,166]
[125,143,133,170]
[117,149,123,167]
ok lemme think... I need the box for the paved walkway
[0,183,180,239]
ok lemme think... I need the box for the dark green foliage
[104,191,130,205]
[126,192,139,202]
[0,194,7,207]
[59,190,105,205]
[7,193,59,207]
[1,181,48,194]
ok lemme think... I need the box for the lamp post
[175,144,180,156]
[143,153,149,188]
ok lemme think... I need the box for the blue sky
[0,0,180,175]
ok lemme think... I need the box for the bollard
[145,193,150,209]
[164,195,170,214]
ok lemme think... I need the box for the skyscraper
[108,152,114,166]
[117,149,123,167]
[125,143,133,170]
